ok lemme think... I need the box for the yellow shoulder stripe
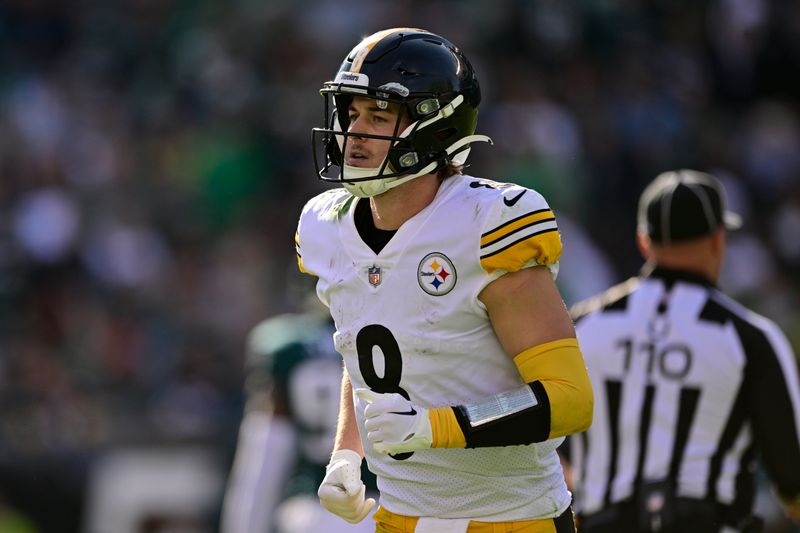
[479,230,562,274]
[480,209,554,247]
[297,254,309,274]
[295,230,312,275]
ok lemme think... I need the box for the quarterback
[296,28,592,533]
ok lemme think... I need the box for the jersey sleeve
[294,189,354,277]
[478,184,563,275]
[295,202,315,276]
[743,317,800,501]
[294,229,309,275]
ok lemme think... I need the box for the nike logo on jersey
[390,407,418,416]
[504,190,526,206]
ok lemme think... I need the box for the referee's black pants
[579,498,761,533]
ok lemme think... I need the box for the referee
[568,170,800,532]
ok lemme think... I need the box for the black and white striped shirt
[569,266,800,522]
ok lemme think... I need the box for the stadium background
[0,0,798,531]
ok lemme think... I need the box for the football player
[220,312,377,533]
[296,28,593,532]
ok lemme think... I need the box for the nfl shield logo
[368,265,382,287]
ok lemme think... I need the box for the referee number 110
[617,338,693,380]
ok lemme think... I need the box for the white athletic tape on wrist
[462,385,539,428]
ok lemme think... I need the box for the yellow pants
[373,506,576,533]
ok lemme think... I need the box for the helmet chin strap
[342,134,492,198]
[341,161,436,198]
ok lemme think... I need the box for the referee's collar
[641,263,717,289]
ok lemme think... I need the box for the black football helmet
[311,28,492,197]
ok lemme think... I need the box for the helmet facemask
[327,89,420,179]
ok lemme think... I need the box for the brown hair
[437,161,464,182]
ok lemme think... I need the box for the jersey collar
[641,263,717,289]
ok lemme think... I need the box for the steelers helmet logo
[417,252,457,296]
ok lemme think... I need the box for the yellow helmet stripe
[350,27,424,73]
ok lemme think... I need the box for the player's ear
[636,230,653,261]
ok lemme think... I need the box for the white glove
[317,449,376,524]
[356,388,433,455]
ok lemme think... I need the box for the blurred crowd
[0,0,798,531]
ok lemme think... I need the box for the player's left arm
[359,186,593,453]
[358,266,593,452]
[472,264,593,442]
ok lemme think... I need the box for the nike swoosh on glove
[356,388,433,454]
[318,449,376,523]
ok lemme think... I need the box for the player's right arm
[318,368,376,524]
[296,191,375,522]
[333,367,365,457]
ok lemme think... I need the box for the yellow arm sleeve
[513,338,593,439]
[428,407,467,449]
[428,338,592,448]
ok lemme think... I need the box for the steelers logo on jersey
[417,252,457,296]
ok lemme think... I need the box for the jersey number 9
[357,324,413,460]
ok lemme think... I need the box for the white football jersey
[295,175,570,521]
